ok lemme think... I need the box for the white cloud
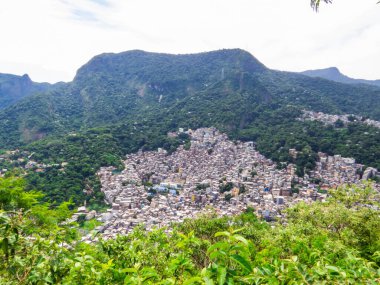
[0,0,379,83]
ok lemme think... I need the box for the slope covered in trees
[0,49,380,149]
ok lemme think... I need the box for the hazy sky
[0,0,379,83]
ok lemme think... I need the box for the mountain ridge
[0,49,380,149]
[0,72,53,109]
[301,67,380,88]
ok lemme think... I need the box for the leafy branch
[311,0,380,11]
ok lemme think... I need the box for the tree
[310,0,332,11]
[0,176,42,211]
[311,0,380,11]
[334,118,344,128]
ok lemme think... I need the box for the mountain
[0,49,380,148]
[301,67,380,88]
[0,49,268,146]
[0,73,52,109]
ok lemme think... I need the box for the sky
[0,0,379,83]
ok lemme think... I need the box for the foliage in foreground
[1,178,380,284]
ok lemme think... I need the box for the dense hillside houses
[300,110,380,129]
[2,126,379,242]
[82,128,380,241]
[0,149,67,176]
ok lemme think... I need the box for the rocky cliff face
[362,167,379,180]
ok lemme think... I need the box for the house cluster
[0,149,68,176]
[295,151,380,192]
[299,110,380,129]
[307,153,361,187]
[87,127,379,241]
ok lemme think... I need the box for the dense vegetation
[1,176,379,284]
[0,49,379,149]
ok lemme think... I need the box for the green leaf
[325,265,340,272]
[230,254,252,272]
[215,231,231,238]
[207,242,228,254]
[217,266,227,285]
[314,268,326,276]
[232,235,249,246]
[183,277,203,285]
[122,268,138,273]
[203,276,215,285]
[231,227,245,234]
[227,277,235,285]
[210,250,227,260]
[1,237,9,256]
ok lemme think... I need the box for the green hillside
[1,49,380,148]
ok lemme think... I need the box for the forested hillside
[0,49,380,148]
